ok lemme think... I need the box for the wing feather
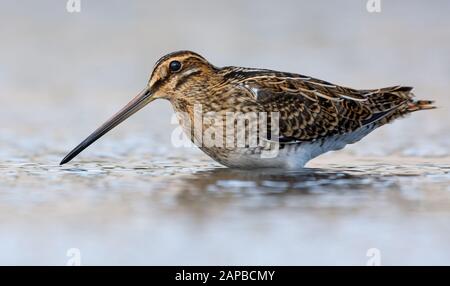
[224,68,414,142]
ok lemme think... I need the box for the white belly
[205,125,377,170]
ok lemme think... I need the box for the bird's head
[148,50,217,100]
[60,51,217,165]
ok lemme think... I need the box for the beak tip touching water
[59,156,70,166]
[59,142,87,166]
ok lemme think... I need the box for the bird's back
[203,67,436,168]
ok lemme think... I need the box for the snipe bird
[60,51,435,169]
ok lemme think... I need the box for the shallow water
[1,0,450,265]
[1,153,449,265]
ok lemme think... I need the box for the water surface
[1,153,449,265]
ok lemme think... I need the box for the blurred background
[0,0,449,265]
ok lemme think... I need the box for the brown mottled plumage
[60,51,435,169]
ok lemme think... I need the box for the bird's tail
[358,86,436,128]
[372,88,436,126]
[406,99,436,112]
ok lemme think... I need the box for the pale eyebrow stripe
[181,68,201,77]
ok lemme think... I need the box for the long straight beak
[60,87,153,165]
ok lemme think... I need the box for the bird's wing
[223,68,413,142]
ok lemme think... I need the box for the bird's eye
[169,60,182,72]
